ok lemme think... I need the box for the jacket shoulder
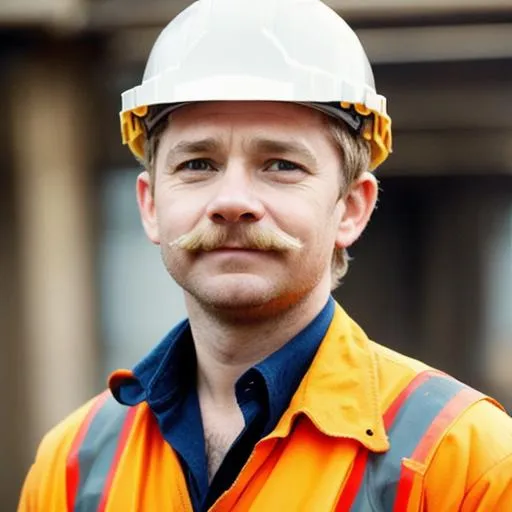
[369,339,434,409]
[371,340,512,465]
[18,392,111,511]
[369,341,512,508]
[423,398,512,508]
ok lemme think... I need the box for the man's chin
[184,274,287,315]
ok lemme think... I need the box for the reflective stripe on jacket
[19,303,512,511]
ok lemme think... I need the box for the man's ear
[136,171,160,245]
[335,172,378,249]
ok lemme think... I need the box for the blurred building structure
[1,0,512,508]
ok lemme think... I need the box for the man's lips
[208,247,263,252]
[198,246,276,256]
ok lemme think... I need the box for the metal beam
[106,22,512,67]
[2,0,511,30]
[326,0,512,17]
[86,0,512,30]
[360,24,512,63]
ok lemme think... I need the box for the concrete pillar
[10,48,98,459]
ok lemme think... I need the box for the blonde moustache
[169,223,303,252]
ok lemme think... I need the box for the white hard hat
[120,0,392,170]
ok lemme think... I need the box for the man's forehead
[159,101,330,152]
[168,100,326,127]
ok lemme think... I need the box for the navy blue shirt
[112,297,335,511]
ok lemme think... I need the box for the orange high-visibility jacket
[19,304,512,511]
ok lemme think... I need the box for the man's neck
[186,284,331,408]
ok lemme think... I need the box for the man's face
[137,101,366,316]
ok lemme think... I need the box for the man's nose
[205,168,265,224]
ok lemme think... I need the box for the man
[19,0,512,510]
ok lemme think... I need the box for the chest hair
[202,412,245,482]
[204,429,238,482]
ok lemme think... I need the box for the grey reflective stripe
[74,395,130,512]
[350,375,468,511]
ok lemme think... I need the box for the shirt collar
[268,302,390,453]
[110,299,334,415]
[109,319,195,410]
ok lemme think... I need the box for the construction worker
[19,0,512,510]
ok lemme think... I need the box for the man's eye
[267,160,303,171]
[178,159,214,171]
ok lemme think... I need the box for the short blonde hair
[142,107,371,288]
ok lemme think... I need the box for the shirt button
[244,380,255,394]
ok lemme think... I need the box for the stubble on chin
[168,257,324,323]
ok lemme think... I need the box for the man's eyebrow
[165,136,318,165]
[249,138,317,165]
[167,138,221,158]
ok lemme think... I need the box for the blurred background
[1,0,512,508]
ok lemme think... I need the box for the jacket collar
[110,301,390,454]
[269,303,389,453]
